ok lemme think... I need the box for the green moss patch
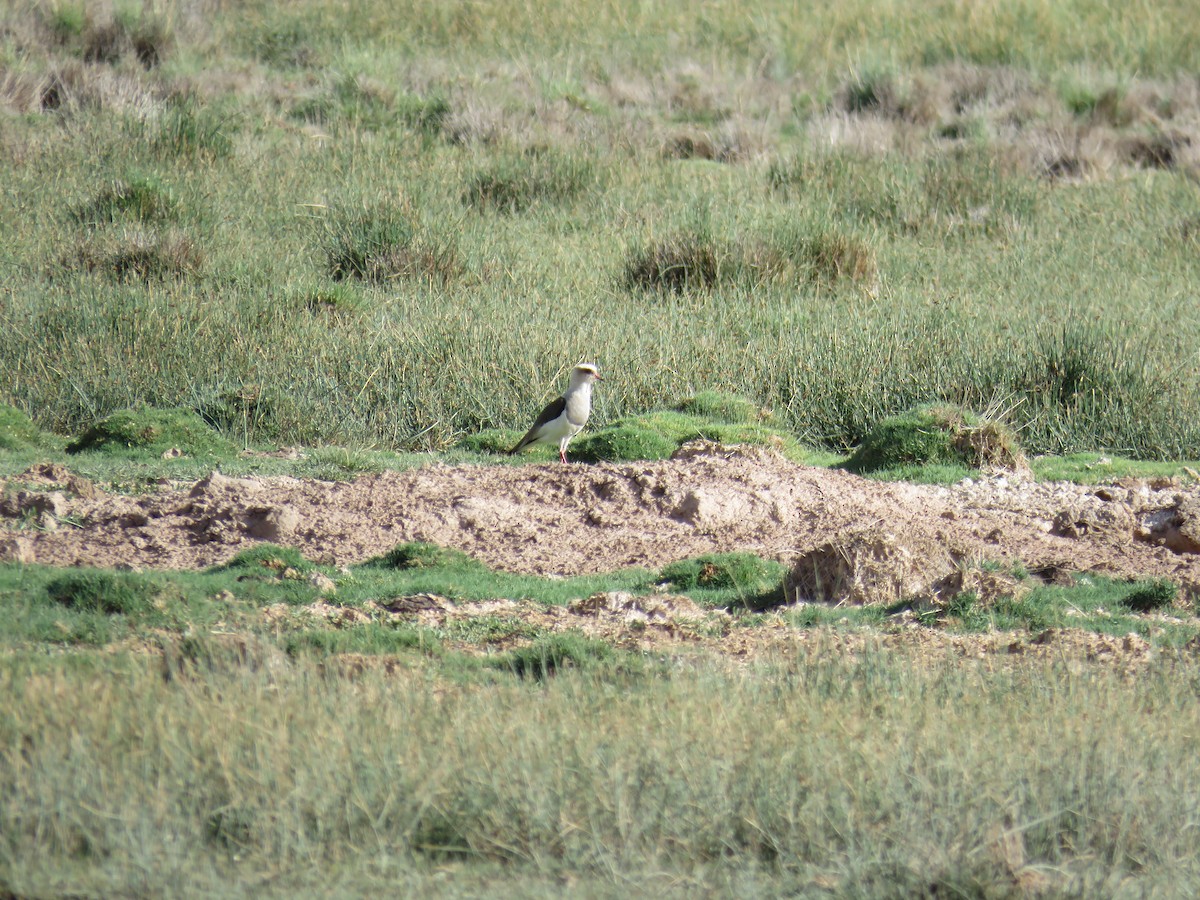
[363,541,487,572]
[0,405,44,450]
[659,552,787,609]
[66,407,236,457]
[673,391,766,424]
[844,404,1025,476]
[46,570,158,615]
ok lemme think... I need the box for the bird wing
[509,395,567,453]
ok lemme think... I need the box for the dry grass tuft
[623,232,724,292]
[788,527,958,606]
[65,230,204,282]
[322,204,461,285]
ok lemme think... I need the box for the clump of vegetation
[840,65,906,116]
[292,73,394,131]
[149,98,234,160]
[161,632,287,683]
[624,229,726,292]
[463,149,595,213]
[0,404,42,450]
[321,204,459,284]
[213,544,315,575]
[796,229,878,284]
[570,422,680,463]
[626,224,877,294]
[1007,322,1173,453]
[660,552,787,608]
[46,570,157,615]
[490,632,618,680]
[67,229,203,281]
[456,429,518,455]
[920,146,1038,235]
[395,92,451,136]
[1121,578,1178,613]
[41,5,173,69]
[250,19,326,68]
[71,174,178,227]
[66,407,236,456]
[844,404,1025,476]
[365,541,487,572]
[674,391,766,424]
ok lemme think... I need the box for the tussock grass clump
[250,20,324,68]
[1121,578,1178,613]
[0,404,42,450]
[768,148,1035,236]
[767,152,919,231]
[213,544,315,575]
[660,552,787,609]
[626,224,877,294]
[149,98,234,160]
[293,77,448,135]
[571,422,680,462]
[46,570,156,615]
[463,150,595,213]
[623,229,726,292]
[71,174,178,227]
[396,92,451,136]
[839,66,917,119]
[490,632,618,680]
[66,229,203,281]
[792,230,878,286]
[292,73,394,131]
[161,632,287,683]
[66,407,235,456]
[321,204,459,283]
[674,391,766,424]
[36,4,173,69]
[845,404,1025,475]
[921,146,1038,235]
[1005,323,1177,454]
[322,203,411,280]
[365,541,486,572]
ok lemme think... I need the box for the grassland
[2,0,1200,458]
[3,548,1200,896]
[6,0,1200,894]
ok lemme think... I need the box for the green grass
[659,552,789,610]
[7,2,1200,892]
[4,2,1200,458]
[66,407,237,457]
[1,550,1199,893]
[4,639,1200,894]
[844,403,1024,478]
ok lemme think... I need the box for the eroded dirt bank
[3,445,1199,595]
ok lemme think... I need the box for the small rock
[161,447,183,460]
[242,505,300,541]
[189,472,263,498]
[309,572,336,594]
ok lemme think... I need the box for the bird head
[571,363,602,385]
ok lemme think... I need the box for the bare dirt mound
[3,444,1200,596]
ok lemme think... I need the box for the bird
[509,363,602,463]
